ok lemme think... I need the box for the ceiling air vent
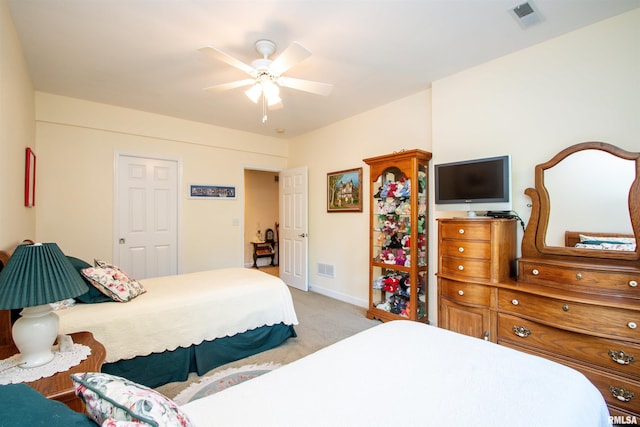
[510,2,542,28]
[513,2,535,19]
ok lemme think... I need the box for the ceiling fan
[199,40,333,122]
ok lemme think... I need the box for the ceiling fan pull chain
[262,94,268,123]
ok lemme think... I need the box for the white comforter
[56,268,298,363]
[182,321,611,427]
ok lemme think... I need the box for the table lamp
[0,243,88,368]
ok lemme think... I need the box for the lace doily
[0,343,92,384]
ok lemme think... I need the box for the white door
[116,155,179,279]
[279,166,308,291]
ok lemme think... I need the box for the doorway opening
[244,169,280,273]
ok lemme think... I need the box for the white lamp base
[12,304,59,368]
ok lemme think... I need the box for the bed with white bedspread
[182,320,611,427]
[57,268,298,363]
[54,267,298,387]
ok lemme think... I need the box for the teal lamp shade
[0,243,88,309]
[0,243,88,368]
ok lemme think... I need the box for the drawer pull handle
[513,326,531,338]
[628,322,637,330]
[563,304,569,312]
[609,350,635,365]
[511,299,519,306]
[576,273,583,280]
[630,280,638,288]
[609,386,635,402]
[458,247,464,253]
[458,290,464,296]
[458,229,465,234]
[532,269,539,276]
[458,265,464,271]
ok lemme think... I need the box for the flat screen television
[434,155,511,217]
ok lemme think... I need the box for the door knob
[298,233,308,238]
[119,238,126,244]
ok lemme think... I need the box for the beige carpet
[156,283,381,399]
[257,265,280,277]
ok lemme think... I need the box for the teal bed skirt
[102,323,296,388]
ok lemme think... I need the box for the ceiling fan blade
[270,42,312,75]
[278,76,333,96]
[199,46,256,76]
[203,79,255,92]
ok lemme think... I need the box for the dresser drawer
[583,366,640,415]
[498,289,640,342]
[440,222,490,241]
[440,279,491,306]
[502,340,640,415]
[441,256,490,280]
[440,240,490,260]
[518,260,640,296]
[497,313,640,377]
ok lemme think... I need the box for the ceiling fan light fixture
[267,94,282,107]
[244,84,262,104]
[200,39,332,123]
[262,81,280,100]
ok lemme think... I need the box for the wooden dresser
[437,142,640,419]
[437,218,516,341]
[495,269,640,418]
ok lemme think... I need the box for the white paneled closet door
[115,154,179,279]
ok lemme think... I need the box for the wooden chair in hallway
[252,228,276,268]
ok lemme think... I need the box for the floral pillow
[579,234,635,244]
[601,242,637,251]
[81,262,146,303]
[71,372,193,427]
[577,234,636,251]
[68,256,112,304]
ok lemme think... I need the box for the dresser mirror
[523,141,639,261]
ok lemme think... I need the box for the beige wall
[34,93,288,273]
[0,0,35,250]
[244,169,279,267]
[288,91,433,306]
[288,9,639,324]
[429,9,639,322]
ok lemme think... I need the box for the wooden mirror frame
[522,141,640,262]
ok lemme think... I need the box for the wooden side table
[251,241,275,268]
[3,331,106,412]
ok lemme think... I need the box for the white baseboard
[244,261,274,268]
[244,268,367,308]
[308,282,368,308]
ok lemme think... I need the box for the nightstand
[251,241,275,268]
[12,331,106,412]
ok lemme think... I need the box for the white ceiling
[8,1,639,138]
